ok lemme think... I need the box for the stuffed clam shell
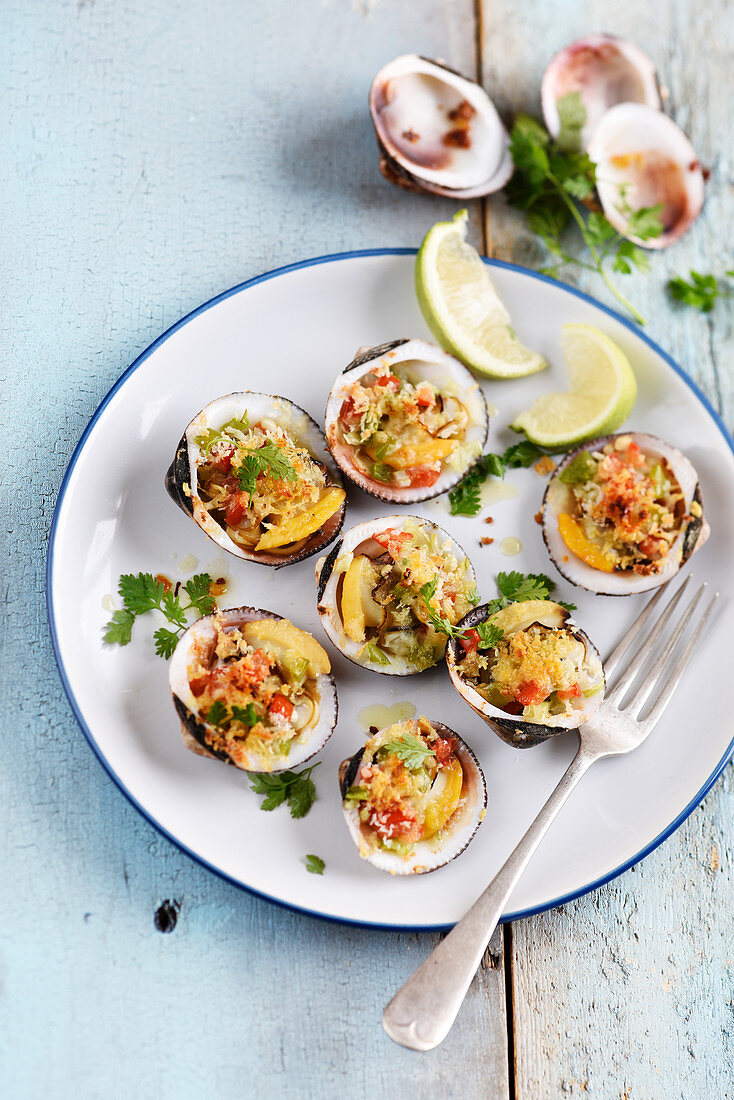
[338,716,486,874]
[166,392,346,566]
[447,600,605,749]
[315,514,477,675]
[169,606,338,772]
[543,432,709,595]
[324,339,488,504]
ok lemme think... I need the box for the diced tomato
[556,683,582,701]
[405,465,441,489]
[339,397,361,427]
[416,391,434,408]
[458,629,480,653]
[268,693,294,722]
[375,374,400,392]
[515,679,552,706]
[155,573,172,593]
[368,804,422,843]
[373,528,412,556]
[189,675,209,697]
[434,736,457,767]
[225,496,247,526]
[213,452,233,473]
[625,441,644,468]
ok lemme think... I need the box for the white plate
[48,252,734,929]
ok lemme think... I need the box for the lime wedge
[415,209,547,379]
[511,323,638,446]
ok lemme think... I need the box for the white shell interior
[588,103,704,248]
[316,514,476,676]
[324,338,488,504]
[169,608,338,772]
[181,390,343,562]
[340,722,487,875]
[543,431,709,595]
[370,54,511,194]
[542,34,660,149]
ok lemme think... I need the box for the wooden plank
[1,1,509,1097]
[479,1,734,1096]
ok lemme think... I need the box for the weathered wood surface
[2,0,731,1097]
[481,2,734,1096]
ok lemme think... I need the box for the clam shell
[169,606,338,772]
[587,103,704,248]
[338,719,486,874]
[542,35,660,150]
[315,514,477,676]
[446,602,605,749]
[324,338,488,504]
[369,55,512,198]
[542,432,709,595]
[165,391,345,567]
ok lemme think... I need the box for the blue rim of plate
[47,248,734,932]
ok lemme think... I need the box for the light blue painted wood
[1,3,507,1098]
[2,0,732,1096]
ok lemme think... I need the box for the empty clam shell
[369,54,512,198]
[542,35,660,150]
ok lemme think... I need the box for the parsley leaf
[475,621,505,649]
[103,608,136,646]
[381,732,436,771]
[448,441,566,516]
[238,440,297,496]
[247,764,320,818]
[206,700,230,728]
[230,703,259,727]
[104,570,218,658]
[667,269,734,313]
[119,572,166,614]
[506,107,663,325]
[153,627,182,659]
[185,574,216,616]
[305,854,325,875]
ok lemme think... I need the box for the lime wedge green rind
[510,322,638,447]
[415,209,547,380]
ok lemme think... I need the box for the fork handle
[382,742,598,1051]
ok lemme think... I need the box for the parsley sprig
[667,269,734,313]
[417,577,519,650]
[305,854,325,875]
[103,572,216,658]
[238,441,297,496]
[449,441,566,517]
[381,732,436,771]
[247,764,320,818]
[506,94,663,326]
[484,570,576,616]
[205,700,259,729]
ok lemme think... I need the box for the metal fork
[382,579,718,1051]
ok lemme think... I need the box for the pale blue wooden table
[3,2,732,1097]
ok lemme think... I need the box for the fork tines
[603,578,718,732]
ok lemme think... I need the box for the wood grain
[1,2,507,1097]
[479,2,734,1096]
